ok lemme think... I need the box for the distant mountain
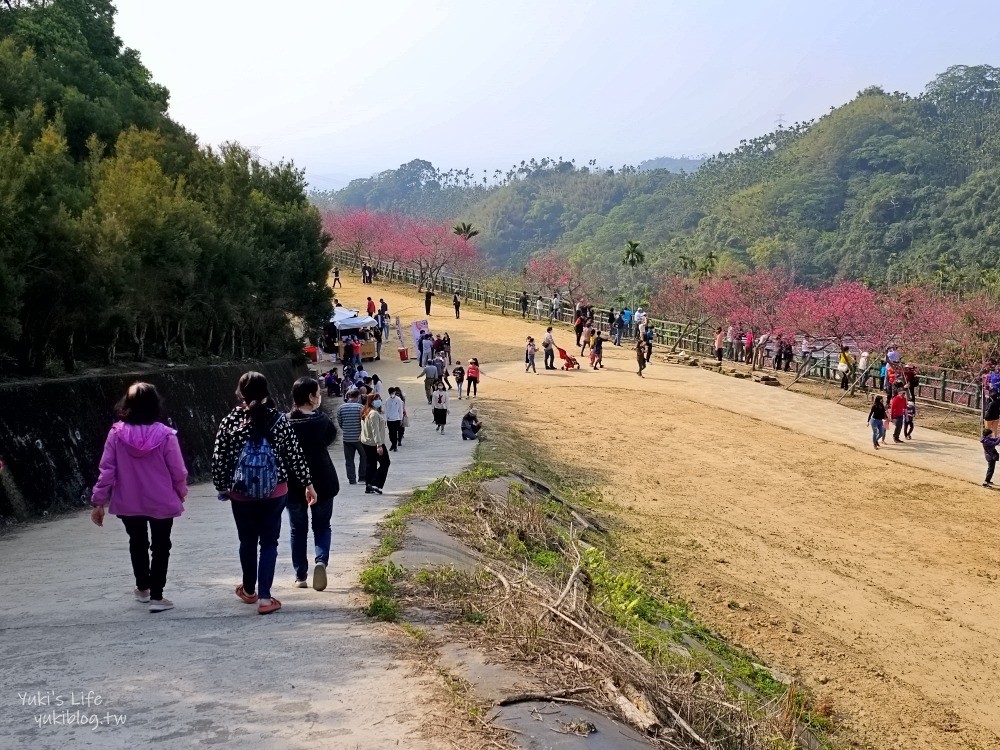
[637,155,707,173]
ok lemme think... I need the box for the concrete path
[660,363,985,484]
[0,350,476,749]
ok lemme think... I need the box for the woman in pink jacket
[91,383,188,612]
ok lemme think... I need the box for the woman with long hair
[212,372,315,615]
[360,392,390,494]
[431,380,450,433]
[867,395,888,449]
[91,383,188,612]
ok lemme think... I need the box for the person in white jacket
[431,381,449,433]
[384,388,405,451]
[360,394,389,494]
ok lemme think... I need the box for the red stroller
[557,347,580,370]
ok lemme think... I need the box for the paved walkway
[0,349,476,749]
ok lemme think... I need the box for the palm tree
[678,254,696,276]
[453,222,480,241]
[621,240,644,268]
[695,250,718,280]
[620,241,645,310]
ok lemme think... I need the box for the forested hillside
[0,0,330,376]
[313,66,1000,292]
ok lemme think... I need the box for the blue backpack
[232,415,281,499]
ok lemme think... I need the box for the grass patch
[364,596,400,622]
[360,561,402,596]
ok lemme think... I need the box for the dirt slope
[363,280,1000,750]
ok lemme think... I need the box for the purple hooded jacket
[91,422,188,519]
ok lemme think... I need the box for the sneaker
[313,563,327,592]
[149,598,174,613]
[134,588,151,603]
[984,482,992,488]
[293,579,308,588]
[365,487,374,494]
[372,487,383,495]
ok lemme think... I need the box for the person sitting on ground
[461,408,482,441]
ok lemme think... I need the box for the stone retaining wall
[0,360,306,520]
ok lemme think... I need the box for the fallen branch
[666,705,707,747]
[482,565,511,597]
[497,686,594,706]
[601,678,659,733]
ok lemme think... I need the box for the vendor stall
[321,309,379,362]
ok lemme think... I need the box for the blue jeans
[287,497,333,582]
[869,418,886,445]
[231,495,287,599]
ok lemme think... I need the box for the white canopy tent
[334,314,378,331]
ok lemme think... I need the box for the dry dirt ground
[355,278,1000,750]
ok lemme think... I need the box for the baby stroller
[557,347,580,370]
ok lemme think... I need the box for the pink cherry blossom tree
[650,275,714,352]
[322,210,391,270]
[525,250,595,309]
[405,218,479,291]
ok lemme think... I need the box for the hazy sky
[114,0,1000,190]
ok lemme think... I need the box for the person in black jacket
[286,377,340,591]
[985,391,1000,437]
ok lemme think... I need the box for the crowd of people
[88,281,485,616]
[87,271,1000,621]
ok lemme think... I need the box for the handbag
[837,362,849,374]
[402,411,410,428]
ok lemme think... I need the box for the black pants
[904,418,914,439]
[466,377,478,397]
[575,328,583,346]
[343,440,368,483]
[120,516,173,600]
[425,301,431,315]
[363,444,390,489]
[987,457,997,484]
[715,347,723,363]
[544,347,554,369]
[892,416,904,440]
[387,419,402,449]
[454,304,460,319]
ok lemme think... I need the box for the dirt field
[336,280,1000,749]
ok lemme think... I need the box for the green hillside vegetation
[313,66,1000,293]
[0,0,330,376]
[637,155,706,172]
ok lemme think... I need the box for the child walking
[91,383,189,612]
[904,399,916,440]
[453,361,465,399]
[525,337,537,373]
